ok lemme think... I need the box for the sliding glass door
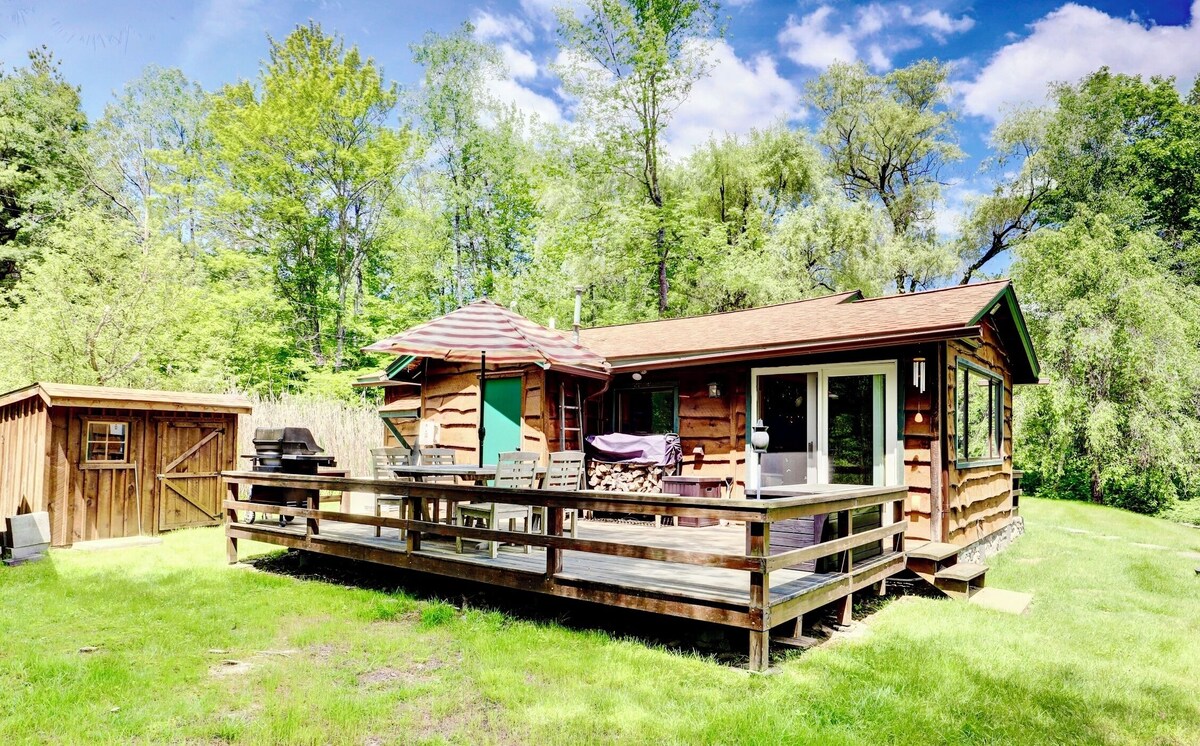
[755,373,817,488]
[751,362,897,488]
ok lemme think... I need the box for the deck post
[225,481,239,564]
[546,507,564,578]
[306,490,320,537]
[747,518,770,672]
[405,492,421,553]
[835,509,853,626]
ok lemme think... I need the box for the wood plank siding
[944,318,1015,546]
[0,384,245,547]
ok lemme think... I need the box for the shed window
[85,422,129,463]
[955,362,1003,465]
[615,387,677,435]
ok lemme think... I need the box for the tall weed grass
[238,392,383,477]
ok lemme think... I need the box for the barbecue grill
[242,427,336,525]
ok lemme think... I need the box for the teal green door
[482,377,523,465]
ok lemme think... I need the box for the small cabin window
[85,421,130,463]
[615,387,677,435]
[955,361,1003,465]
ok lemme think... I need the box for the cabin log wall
[945,318,1015,546]
[421,360,550,463]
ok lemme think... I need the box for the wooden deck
[223,471,909,670]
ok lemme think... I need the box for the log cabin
[0,383,251,547]
[372,279,1038,551]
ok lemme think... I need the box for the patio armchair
[455,451,538,558]
[371,447,411,539]
[534,450,584,538]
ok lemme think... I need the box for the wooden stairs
[905,540,988,599]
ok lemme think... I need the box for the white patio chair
[455,451,537,558]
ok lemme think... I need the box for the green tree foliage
[410,25,542,308]
[0,206,222,390]
[0,49,87,287]
[209,22,414,371]
[1013,212,1200,513]
[558,0,721,314]
[808,61,961,292]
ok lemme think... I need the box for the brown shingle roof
[578,280,1014,368]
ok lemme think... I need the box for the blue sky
[2,0,1197,238]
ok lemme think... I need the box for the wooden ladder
[558,381,585,451]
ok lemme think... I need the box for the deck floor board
[239,518,834,605]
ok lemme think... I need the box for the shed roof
[0,383,253,414]
[578,280,1039,383]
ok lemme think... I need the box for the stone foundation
[957,516,1025,565]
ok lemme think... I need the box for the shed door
[157,422,225,530]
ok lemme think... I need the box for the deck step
[907,541,961,562]
[933,562,988,600]
[935,562,987,582]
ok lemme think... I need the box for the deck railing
[222,470,906,670]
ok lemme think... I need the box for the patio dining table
[385,464,548,525]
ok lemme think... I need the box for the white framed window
[85,421,130,464]
[749,361,900,489]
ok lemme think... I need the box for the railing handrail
[220,470,906,521]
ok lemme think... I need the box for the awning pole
[478,350,487,467]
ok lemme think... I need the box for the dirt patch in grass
[359,657,447,688]
[210,659,254,678]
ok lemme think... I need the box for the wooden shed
[0,383,251,547]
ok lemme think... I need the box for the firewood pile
[587,461,666,493]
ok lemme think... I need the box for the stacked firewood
[587,462,666,493]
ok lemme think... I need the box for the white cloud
[779,3,975,72]
[667,39,804,156]
[778,6,860,69]
[906,8,975,35]
[472,10,534,44]
[183,0,265,66]
[519,0,586,29]
[486,77,565,125]
[498,43,539,81]
[960,1,1200,120]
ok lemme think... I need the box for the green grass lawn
[2,498,1199,745]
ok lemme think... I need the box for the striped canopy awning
[363,299,610,378]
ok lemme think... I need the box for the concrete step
[968,587,1032,615]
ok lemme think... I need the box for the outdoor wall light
[632,372,643,381]
[707,381,721,398]
[751,419,770,453]
[751,420,770,500]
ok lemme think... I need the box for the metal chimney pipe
[572,286,584,343]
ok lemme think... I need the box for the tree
[410,25,542,307]
[209,23,413,370]
[88,65,211,246]
[0,48,87,287]
[808,60,961,292]
[1013,210,1200,513]
[557,0,721,313]
[956,108,1051,283]
[0,206,225,391]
